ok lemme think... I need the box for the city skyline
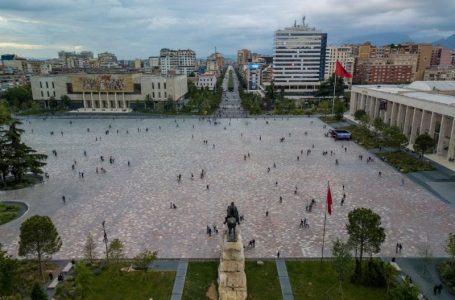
[0,0,454,59]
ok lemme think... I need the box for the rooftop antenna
[302,16,306,26]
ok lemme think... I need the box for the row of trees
[0,214,158,299]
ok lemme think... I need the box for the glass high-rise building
[273,19,327,99]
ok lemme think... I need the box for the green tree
[390,277,419,300]
[107,239,124,264]
[334,99,345,120]
[0,85,32,111]
[446,233,455,264]
[0,243,19,296]
[48,96,58,111]
[18,215,62,279]
[75,262,94,297]
[1,120,47,184]
[133,248,157,274]
[384,263,399,295]
[414,134,436,159]
[317,75,346,97]
[383,126,408,148]
[354,109,367,120]
[30,282,47,300]
[332,238,352,298]
[60,95,71,110]
[144,94,153,111]
[346,208,385,279]
[318,100,330,117]
[84,232,96,264]
[0,101,11,126]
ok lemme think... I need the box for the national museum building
[349,81,455,161]
[31,73,187,112]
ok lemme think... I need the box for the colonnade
[350,92,455,160]
[82,92,127,109]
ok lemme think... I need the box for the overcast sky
[0,0,454,59]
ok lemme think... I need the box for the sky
[0,0,454,59]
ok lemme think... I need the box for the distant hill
[433,34,455,50]
[342,32,413,46]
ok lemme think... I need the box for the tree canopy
[0,119,47,187]
[346,208,385,277]
[317,75,346,97]
[414,133,435,158]
[18,215,62,278]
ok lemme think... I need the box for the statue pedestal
[218,230,247,300]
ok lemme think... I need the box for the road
[215,65,247,118]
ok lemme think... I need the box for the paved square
[1,117,454,259]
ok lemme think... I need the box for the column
[106,92,111,109]
[410,108,422,144]
[403,106,411,136]
[437,115,448,155]
[428,112,437,139]
[90,92,95,109]
[373,97,380,121]
[389,102,397,126]
[361,94,367,110]
[98,92,101,109]
[447,117,455,160]
[82,92,86,108]
[419,110,431,135]
[395,104,403,128]
[122,92,126,109]
[114,92,118,109]
[384,101,392,125]
[349,93,356,115]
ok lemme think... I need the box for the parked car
[330,129,352,140]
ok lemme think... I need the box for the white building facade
[273,20,327,99]
[160,49,196,76]
[31,73,187,112]
[196,73,217,90]
[349,81,455,161]
[324,45,355,86]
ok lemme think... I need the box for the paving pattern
[0,117,454,259]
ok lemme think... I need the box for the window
[164,82,166,89]
[158,92,161,98]
[152,92,155,98]
[47,91,49,97]
[46,82,49,88]
[41,91,43,97]
[40,81,42,88]
[158,82,161,89]
[152,82,154,89]
[52,82,55,89]
[53,91,56,97]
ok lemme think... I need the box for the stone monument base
[218,230,247,300]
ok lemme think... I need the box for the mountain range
[433,34,455,50]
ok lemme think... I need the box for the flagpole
[321,206,327,263]
[321,181,329,263]
[332,72,337,115]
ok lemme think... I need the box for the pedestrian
[438,284,443,294]
[279,196,282,203]
[206,184,209,190]
[277,251,280,259]
[401,178,405,186]
[300,219,304,228]
[342,184,345,190]
[48,272,53,281]
[62,196,66,204]
[266,211,269,217]
[128,161,130,167]
[434,284,438,295]
[378,171,382,177]
[341,198,344,206]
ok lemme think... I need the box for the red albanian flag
[335,61,352,78]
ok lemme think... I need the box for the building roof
[354,81,455,107]
[408,81,455,92]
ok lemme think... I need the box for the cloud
[0,0,453,59]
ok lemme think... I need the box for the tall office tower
[273,17,327,99]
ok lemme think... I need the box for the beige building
[349,81,455,161]
[31,73,187,112]
[196,72,217,90]
[424,67,455,81]
[324,45,355,86]
[237,49,251,65]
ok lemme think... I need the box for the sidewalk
[393,257,454,300]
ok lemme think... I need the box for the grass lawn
[287,261,388,300]
[245,261,282,300]
[182,261,218,300]
[0,203,20,225]
[56,265,175,300]
[340,125,381,149]
[319,116,342,124]
[378,152,434,173]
